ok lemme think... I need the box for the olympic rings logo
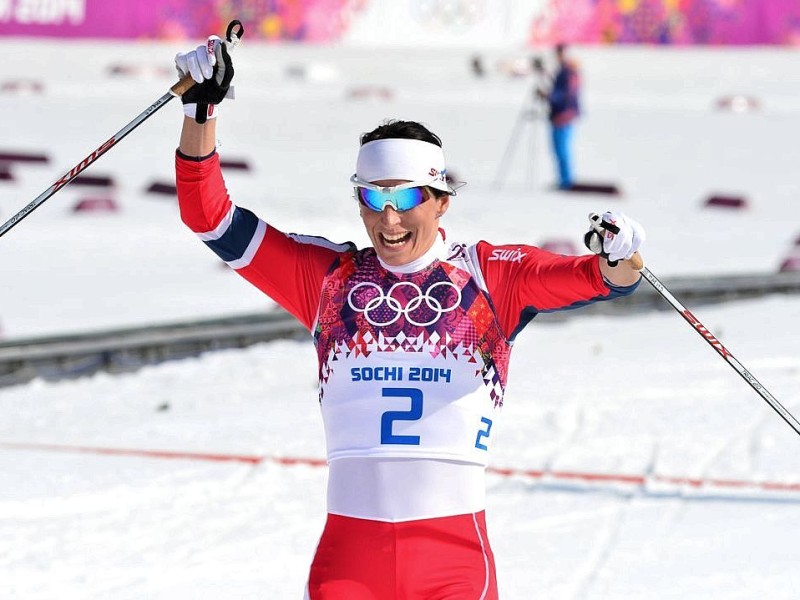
[347,281,462,327]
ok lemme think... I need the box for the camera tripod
[492,83,547,190]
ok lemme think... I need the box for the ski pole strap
[169,20,245,98]
[584,213,643,270]
[584,213,619,265]
[226,19,244,48]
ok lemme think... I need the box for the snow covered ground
[2,41,800,338]
[1,38,800,598]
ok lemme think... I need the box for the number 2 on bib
[474,416,492,451]
[381,387,423,445]
[379,387,495,452]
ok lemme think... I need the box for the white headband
[355,138,451,193]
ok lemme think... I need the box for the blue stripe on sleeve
[602,277,642,299]
[508,277,641,342]
[203,207,259,263]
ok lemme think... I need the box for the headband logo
[429,167,446,182]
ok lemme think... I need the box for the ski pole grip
[170,73,196,97]
[626,251,644,271]
[169,20,244,98]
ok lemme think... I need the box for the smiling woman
[173,34,648,599]
[352,123,454,267]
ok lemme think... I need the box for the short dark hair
[360,119,443,148]
[359,120,449,198]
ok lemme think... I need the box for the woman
[174,35,644,599]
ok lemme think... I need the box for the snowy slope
[1,39,799,599]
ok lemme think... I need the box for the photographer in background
[534,43,581,190]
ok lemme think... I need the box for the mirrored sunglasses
[351,176,435,213]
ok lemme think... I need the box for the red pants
[306,511,498,600]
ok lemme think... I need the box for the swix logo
[604,216,618,240]
[682,310,732,359]
[488,248,527,263]
[428,167,446,181]
[53,136,116,192]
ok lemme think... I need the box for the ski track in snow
[2,40,800,599]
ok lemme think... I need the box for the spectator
[535,43,581,190]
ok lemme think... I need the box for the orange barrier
[3,441,799,498]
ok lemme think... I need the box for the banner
[0,0,214,39]
[0,0,363,40]
[531,0,800,46]
[1,0,799,45]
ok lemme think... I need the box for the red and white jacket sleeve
[175,151,353,331]
[472,241,639,341]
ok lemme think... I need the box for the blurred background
[1,2,800,599]
[1,0,800,340]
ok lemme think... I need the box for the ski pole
[0,20,244,240]
[587,213,800,437]
[638,264,800,437]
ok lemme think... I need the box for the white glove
[175,36,221,84]
[174,36,235,123]
[585,211,646,263]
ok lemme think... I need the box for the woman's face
[359,180,450,266]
